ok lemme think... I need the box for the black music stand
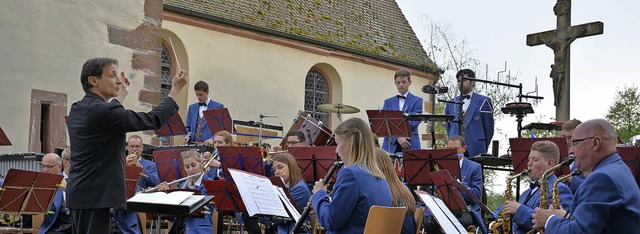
[403,149,460,185]
[366,110,411,153]
[288,146,339,183]
[203,180,249,234]
[509,138,569,175]
[0,127,11,146]
[218,146,264,180]
[617,147,640,187]
[0,169,62,215]
[429,169,468,213]
[203,108,235,134]
[153,149,186,182]
[154,113,187,137]
[124,166,143,198]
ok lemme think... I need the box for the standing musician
[382,69,424,153]
[446,135,487,234]
[445,69,494,157]
[183,80,225,145]
[375,148,417,234]
[311,117,392,233]
[67,58,186,234]
[502,141,572,234]
[272,153,312,234]
[158,150,214,234]
[113,135,160,234]
[532,119,640,233]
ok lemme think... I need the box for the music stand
[509,138,569,175]
[403,149,460,185]
[617,147,640,187]
[429,169,468,213]
[0,127,11,146]
[124,166,143,198]
[0,169,62,215]
[288,146,338,183]
[203,180,248,233]
[153,149,186,182]
[154,113,187,137]
[203,108,235,134]
[218,146,264,180]
[366,110,411,153]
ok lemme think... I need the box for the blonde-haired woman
[375,148,417,234]
[311,118,392,233]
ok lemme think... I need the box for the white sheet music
[128,191,194,205]
[229,169,290,218]
[416,191,466,234]
[277,187,301,221]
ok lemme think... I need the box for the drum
[284,112,335,147]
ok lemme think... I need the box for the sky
[395,0,640,190]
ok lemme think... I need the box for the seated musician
[375,148,416,234]
[183,80,225,146]
[311,118,392,233]
[40,153,72,234]
[204,130,231,179]
[158,149,214,234]
[113,135,160,234]
[271,153,312,234]
[446,135,487,234]
[559,119,585,194]
[286,130,310,147]
[501,141,572,234]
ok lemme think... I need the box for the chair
[363,206,406,234]
[414,207,425,234]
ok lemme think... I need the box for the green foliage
[605,85,640,142]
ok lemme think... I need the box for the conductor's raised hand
[168,69,188,99]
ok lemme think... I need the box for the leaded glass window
[160,43,172,101]
[304,70,330,126]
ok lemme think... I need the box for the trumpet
[142,150,219,193]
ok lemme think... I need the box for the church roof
[164,0,436,73]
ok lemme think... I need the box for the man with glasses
[285,130,309,147]
[532,119,640,233]
[40,153,73,233]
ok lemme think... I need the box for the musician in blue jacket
[312,118,392,233]
[559,119,585,194]
[382,69,423,154]
[39,153,71,234]
[533,119,640,233]
[502,141,572,234]
[446,135,488,234]
[183,81,225,145]
[445,69,494,157]
[272,153,312,234]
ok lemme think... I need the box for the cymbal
[318,103,360,114]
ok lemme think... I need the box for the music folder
[415,190,466,234]
[227,168,294,219]
[126,190,214,216]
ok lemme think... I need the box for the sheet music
[128,191,194,205]
[229,169,290,218]
[276,187,301,221]
[180,194,206,207]
[416,192,466,234]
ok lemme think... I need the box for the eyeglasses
[41,164,60,169]
[127,145,143,149]
[571,137,595,147]
[286,141,301,145]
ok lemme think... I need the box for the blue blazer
[312,165,392,233]
[39,188,64,234]
[445,93,494,157]
[382,92,423,153]
[512,174,573,234]
[185,100,224,143]
[459,157,487,234]
[566,162,585,194]
[139,158,160,191]
[546,153,640,234]
[400,209,416,234]
[278,180,312,234]
[180,174,214,234]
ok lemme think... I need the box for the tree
[605,85,640,143]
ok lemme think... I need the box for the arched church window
[304,70,330,126]
[160,43,173,101]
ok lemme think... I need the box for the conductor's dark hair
[81,58,118,93]
[194,81,209,93]
[286,130,306,143]
[456,69,476,79]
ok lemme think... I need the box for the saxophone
[527,156,575,234]
[488,169,529,234]
[551,170,582,209]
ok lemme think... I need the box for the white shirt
[198,98,211,118]
[463,92,474,113]
[398,93,408,111]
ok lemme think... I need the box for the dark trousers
[70,208,111,234]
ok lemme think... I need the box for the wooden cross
[526,0,603,122]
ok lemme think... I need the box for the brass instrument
[527,156,575,234]
[551,170,582,210]
[143,151,219,193]
[489,169,529,234]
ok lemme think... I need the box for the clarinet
[291,161,344,234]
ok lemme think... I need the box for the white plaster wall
[0,0,146,153]
[163,20,433,147]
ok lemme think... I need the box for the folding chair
[363,206,406,234]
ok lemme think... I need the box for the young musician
[285,130,310,147]
[312,117,392,233]
[272,153,312,234]
[158,149,214,234]
[184,81,224,146]
[204,130,230,179]
[560,119,584,193]
[375,148,417,234]
[382,69,423,154]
